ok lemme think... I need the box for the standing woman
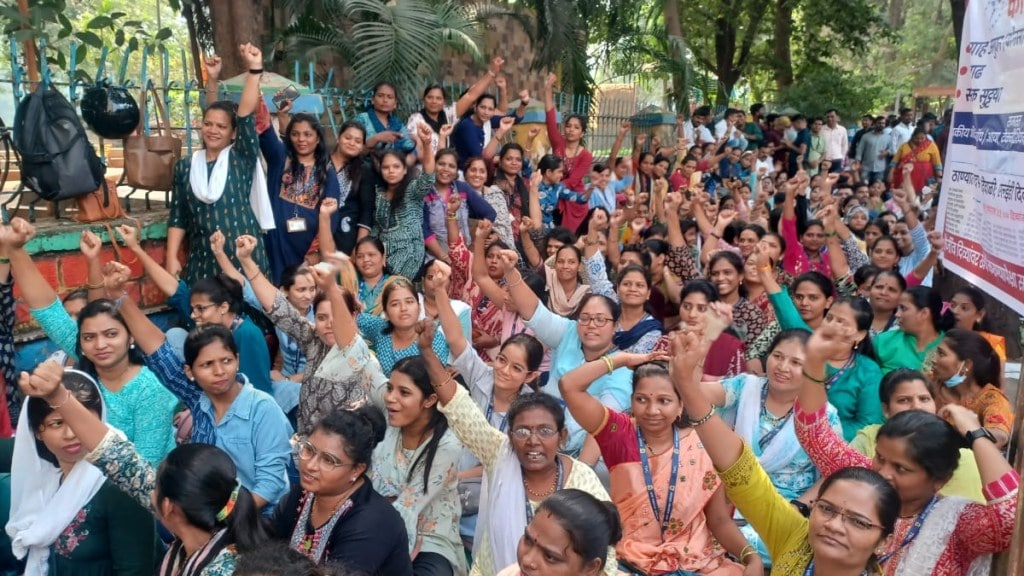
[889,128,942,191]
[490,144,535,250]
[372,355,465,576]
[543,73,594,233]
[371,123,437,281]
[168,46,273,284]
[355,82,417,156]
[6,220,178,465]
[464,156,515,248]
[327,120,376,254]
[6,369,156,575]
[560,357,757,576]
[866,269,905,336]
[423,145,497,263]
[18,361,274,576]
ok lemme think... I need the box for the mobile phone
[689,170,703,189]
[273,85,300,108]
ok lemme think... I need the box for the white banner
[937,0,1024,316]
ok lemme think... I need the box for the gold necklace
[524,469,557,498]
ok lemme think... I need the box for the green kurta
[371,173,434,281]
[169,114,270,285]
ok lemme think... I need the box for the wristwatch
[965,428,996,447]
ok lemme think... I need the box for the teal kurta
[371,173,434,281]
[169,114,270,285]
[873,329,944,373]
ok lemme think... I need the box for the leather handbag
[123,86,181,190]
[74,177,126,223]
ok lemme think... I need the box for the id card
[286,217,308,233]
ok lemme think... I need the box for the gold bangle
[86,280,105,290]
[757,265,773,273]
[601,355,615,374]
[686,406,715,427]
[739,545,757,562]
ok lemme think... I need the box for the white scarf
[475,439,528,571]
[734,375,802,475]
[189,146,276,230]
[894,496,991,576]
[6,373,108,576]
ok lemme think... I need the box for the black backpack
[13,83,104,200]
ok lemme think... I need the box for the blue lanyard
[804,561,868,576]
[823,353,858,391]
[636,425,680,536]
[876,496,938,565]
[485,398,508,432]
[523,456,563,522]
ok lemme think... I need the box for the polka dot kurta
[169,114,270,285]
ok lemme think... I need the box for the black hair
[380,277,419,334]
[499,333,545,376]
[741,223,767,240]
[751,103,765,115]
[507,392,566,432]
[877,410,966,483]
[641,223,668,240]
[854,264,881,290]
[353,236,391,275]
[872,269,907,292]
[591,162,607,173]
[283,113,329,192]
[680,278,720,304]
[434,147,459,166]
[831,296,878,362]
[63,288,89,305]
[204,100,238,131]
[312,404,387,471]
[74,299,146,375]
[707,250,747,299]
[693,105,712,117]
[570,293,621,324]
[620,244,652,268]
[946,286,992,331]
[764,231,787,254]
[280,263,313,291]
[615,263,651,291]
[371,81,398,106]
[233,542,332,576]
[792,271,834,298]
[474,93,497,108]
[535,489,623,570]
[818,467,900,537]
[644,238,670,259]
[543,227,576,256]
[391,356,449,494]
[28,370,103,466]
[904,286,954,333]
[312,287,357,317]
[564,113,588,133]
[575,206,610,238]
[183,324,239,368]
[653,154,671,167]
[554,244,584,266]
[334,120,368,194]
[538,154,564,175]
[942,329,1002,389]
[878,368,930,405]
[767,328,810,356]
[191,273,244,315]
[377,150,414,214]
[156,443,272,553]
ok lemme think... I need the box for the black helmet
[80,84,140,139]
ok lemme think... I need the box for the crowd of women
[0,43,1018,576]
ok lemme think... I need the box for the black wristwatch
[965,428,996,447]
[790,499,811,517]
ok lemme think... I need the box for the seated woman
[929,329,1012,450]
[371,354,464,576]
[947,286,1007,362]
[417,315,614,576]
[652,280,746,379]
[18,360,274,576]
[272,406,411,574]
[560,355,756,575]
[701,328,842,567]
[6,220,177,464]
[875,286,950,372]
[99,261,293,511]
[236,235,386,436]
[795,322,1018,575]
[117,224,272,395]
[850,368,984,503]
[669,324,899,576]
[357,277,449,376]
[501,249,632,455]
[496,489,622,576]
[6,369,156,575]
[866,270,905,337]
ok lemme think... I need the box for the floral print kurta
[370,426,466,575]
[169,114,270,285]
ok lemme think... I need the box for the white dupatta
[733,374,803,474]
[475,439,529,571]
[189,146,275,230]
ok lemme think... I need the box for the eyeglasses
[813,500,883,532]
[511,426,559,441]
[493,353,529,376]
[190,303,218,316]
[577,315,612,327]
[296,441,351,470]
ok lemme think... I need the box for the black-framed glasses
[577,315,612,327]
[813,499,883,532]
[296,440,352,470]
[190,303,218,316]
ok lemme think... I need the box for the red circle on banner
[960,66,968,75]
[956,89,962,98]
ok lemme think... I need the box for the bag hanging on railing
[74,177,126,223]
[123,85,181,190]
[13,83,105,201]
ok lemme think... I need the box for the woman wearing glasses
[272,407,412,575]
[560,355,755,576]
[669,321,900,576]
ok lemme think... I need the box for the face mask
[943,361,967,388]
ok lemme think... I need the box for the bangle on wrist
[0,256,9,264]
[86,280,105,290]
[601,355,615,374]
[245,268,260,281]
[710,232,721,240]
[505,274,523,290]
[249,68,264,75]
[446,213,458,220]
[48,388,72,410]
[685,406,715,427]
[757,264,773,273]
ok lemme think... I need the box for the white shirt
[683,121,715,145]
[820,124,848,160]
[755,157,775,174]
[889,122,914,154]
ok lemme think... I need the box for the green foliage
[777,62,882,119]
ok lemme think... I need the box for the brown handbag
[74,177,126,223]
[123,86,181,190]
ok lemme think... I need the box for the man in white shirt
[888,107,915,155]
[683,105,715,145]
[820,108,848,173]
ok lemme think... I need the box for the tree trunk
[209,0,269,77]
[949,0,967,53]
[663,0,688,113]
[774,0,794,91]
[713,15,737,105]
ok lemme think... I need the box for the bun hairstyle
[155,444,272,553]
[191,273,244,315]
[312,405,387,473]
[233,542,331,576]
[877,410,966,483]
[27,369,104,465]
[536,489,622,570]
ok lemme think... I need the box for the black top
[271,479,412,576]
